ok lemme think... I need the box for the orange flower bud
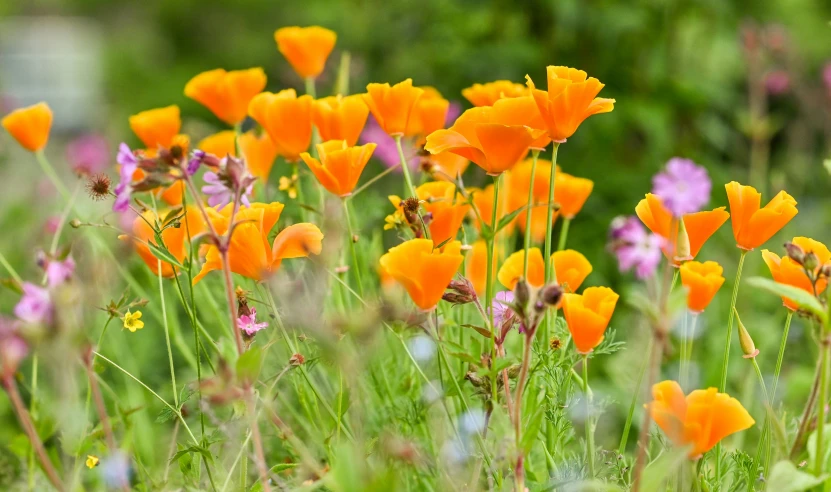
[362,79,424,137]
[461,80,528,107]
[415,181,469,247]
[648,380,754,458]
[120,208,205,278]
[725,181,798,251]
[312,95,369,146]
[379,239,465,311]
[248,89,313,162]
[526,66,615,143]
[300,140,376,198]
[238,132,279,182]
[184,68,267,125]
[679,261,725,313]
[762,237,830,311]
[1,102,52,152]
[562,286,618,354]
[129,105,182,150]
[497,247,591,293]
[274,26,336,79]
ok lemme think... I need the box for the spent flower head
[651,157,711,217]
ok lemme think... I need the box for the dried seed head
[403,197,420,214]
[289,353,305,366]
[549,337,562,351]
[539,283,564,307]
[86,173,111,201]
[784,242,806,265]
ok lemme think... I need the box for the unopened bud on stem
[784,242,806,265]
[734,307,759,358]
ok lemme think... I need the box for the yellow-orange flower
[679,261,725,313]
[129,105,185,151]
[2,102,52,152]
[300,140,376,197]
[466,240,498,296]
[312,95,369,146]
[406,87,450,141]
[197,131,236,158]
[248,89,313,162]
[497,248,592,292]
[427,151,470,182]
[425,105,545,176]
[417,181,470,247]
[527,66,615,142]
[239,132,279,182]
[120,208,205,278]
[725,182,798,251]
[762,237,831,311]
[461,81,528,107]
[362,79,424,136]
[184,68,267,125]
[648,380,755,458]
[274,26,336,79]
[379,239,464,310]
[506,159,556,242]
[489,95,551,150]
[468,182,518,236]
[562,286,619,354]
[635,194,729,263]
[194,202,323,283]
[556,172,594,219]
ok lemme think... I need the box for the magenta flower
[490,291,515,328]
[14,283,53,325]
[66,134,110,176]
[113,143,138,213]
[237,308,268,337]
[609,216,665,280]
[45,256,75,288]
[764,70,790,95]
[651,158,711,217]
[202,171,252,210]
[0,317,28,376]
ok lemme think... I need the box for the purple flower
[651,158,711,217]
[490,291,515,327]
[237,308,268,337]
[202,171,252,210]
[14,283,53,325]
[66,134,110,175]
[45,256,75,287]
[360,116,419,171]
[765,70,790,95]
[609,216,665,280]
[113,143,138,213]
[187,150,206,176]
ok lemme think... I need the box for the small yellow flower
[278,174,299,199]
[384,210,406,231]
[123,310,145,332]
[86,455,99,469]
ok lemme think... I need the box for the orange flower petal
[129,106,181,150]
[1,102,52,152]
[274,26,336,79]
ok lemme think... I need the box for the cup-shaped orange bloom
[466,240,498,296]
[725,182,798,251]
[184,68,267,125]
[679,261,725,313]
[129,105,184,150]
[497,247,592,293]
[194,202,323,283]
[527,66,615,143]
[121,208,205,277]
[556,172,594,219]
[362,79,424,136]
[300,140,376,198]
[274,26,336,79]
[197,131,236,158]
[762,237,831,311]
[562,286,618,353]
[490,96,551,150]
[648,380,755,458]
[462,80,529,107]
[428,151,470,181]
[636,194,729,263]
[239,132,279,182]
[406,87,450,141]
[248,89,313,162]
[505,158,557,242]
[469,182,518,236]
[2,102,52,152]
[379,239,464,310]
[407,181,470,246]
[425,105,545,175]
[312,95,369,146]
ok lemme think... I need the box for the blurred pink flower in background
[651,157,711,217]
[66,134,110,175]
[608,216,665,280]
[14,283,53,325]
[765,70,790,95]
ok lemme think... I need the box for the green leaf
[461,323,493,339]
[269,463,298,474]
[236,346,263,384]
[767,460,826,492]
[746,277,827,322]
[446,351,480,366]
[146,241,185,269]
[170,445,214,464]
[155,406,177,424]
[493,206,526,235]
[520,405,545,454]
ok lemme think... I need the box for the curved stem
[816,337,829,476]
[619,337,654,454]
[35,150,70,201]
[158,260,179,408]
[394,135,418,200]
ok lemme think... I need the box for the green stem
[487,174,501,403]
[0,250,22,284]
[342,199,365,297]
[771,311,794,401]
[304,77,316,98]
[583,355,595,477]
[816,337,829,476]
[523,150,540,278]
[158,261,179,408]
[619,337,654,454]
[35,150,70,201]
[751,357,772,484]
[680,311,689,388]
[542,143,560,343]
[350,162,400,198]
[557,218,571,252]
[394,135,418,200]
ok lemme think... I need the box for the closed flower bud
[734,308,758,358]
[821,264,831,279]
[70,219,82,228]
[465,371,485,387]
[674,219,692,262]
[513,279,531,317]
[803,252,819,272]
[442,278,476,305]
[784,241,806,265]
[539,283,564,307]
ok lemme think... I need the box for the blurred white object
[0,16,103,131]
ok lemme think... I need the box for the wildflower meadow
[1,12,831,492]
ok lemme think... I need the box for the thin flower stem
[350,162,401,198]
[158,260,179,409]
[583,355,595,478]
[557,217,571,252]
[680,311,689,388]
[523,150,540,278]
[221,431,252,492]
[487,174,501,403]
[771,311,794,399]
[790,351,823,458]
[751,356,773,485]
[0,250,23,284]
[247,392,271,492]
[685,314,699,386]
[497,345,514,423]
[84,355,116,450]
[512,332,533,491]
[35,150,71,201]
[619,336,654,454]
[394,135,419,200]
[542,143,560,343]
[342,199,365,297]
[816,336,829,476]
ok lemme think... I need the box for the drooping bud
[803,252,819,272]
[734,308,758,358]
[784,242,806,265]
[513,279,531,318]
[442,278,476,305]
[674,219,692,262]
[539,283,564,308]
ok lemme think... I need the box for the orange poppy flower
[635,194,729,263]
[362,79,424,136]
[120,208,205,278]
[468,182,518,236]
[426,151,470,182]
[312,95,369,146]
[489,95,551,150]
[129,105,184,151]
[556,172,594,219]
[405,86,450,141]
[505,158,557,242]
[425,105,545,175]
[725,182,798,251]
[679,261,725,313]
[526,66,615,143]
[562,286,618,354]
[648,380,755,458]
[239,132,279,182]
[762,237,831,311]
[461,81,528,107]
[416,181,470,247]
[184,68,267,125]
[466,239,498,296]
[300,140,376,197]
[197,131,236,158]
[274,26,336,79]
[248,89,313,162]
[378,238,464,310]
[497,247,592,292]
[2,102,52,152]
[194,202,323,283]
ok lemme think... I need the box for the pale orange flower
[527,66,615,142]
[248,89,314,162]
[497,247,591,292]
[362,79,424,136]
[274,26,337,79]
[120,208,205,278]
[184,68,267,125]
[562,286,618,354]
[466,239,498,296]
[300,140,376,197]
[648,380,755,458]
[1,102,52,152]
[427,151,470,182]
[197,131,236,159]
[239,132,279,182]
[679,261,725,313]
[312,95,369,146]
[462,81,528,107]
[379,239,464,310]
[762,237,831,311]
[415,181,470,247]
[556,172,594,219]
[405,86,450,141]
[725,182,798,251]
